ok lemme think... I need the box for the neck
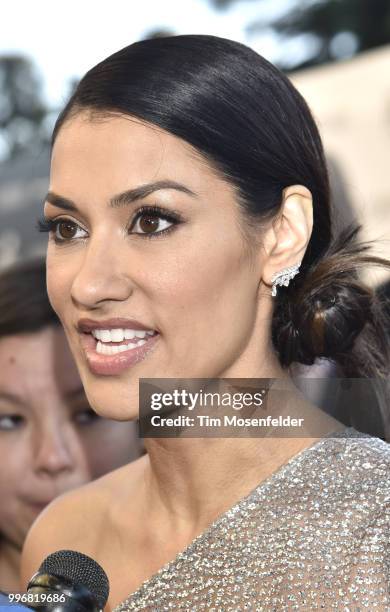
[140,361,345,539]
[0,537,21,592]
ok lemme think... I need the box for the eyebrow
[45,180,198,211]
[0,391,26,407]
[0,387,85,403]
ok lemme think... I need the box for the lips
[77,318,156,333]
[76,318,160,376]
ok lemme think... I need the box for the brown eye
[0,414,25,431]
[139,215,160,234]
[51,219,88,243]
[132,211,174,236]
[58,221,78,240]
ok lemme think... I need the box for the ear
[261,185,313,291]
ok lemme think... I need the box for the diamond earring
[271,262,301,297]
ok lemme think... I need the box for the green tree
[211,0,390,70]
[0,55,48,159]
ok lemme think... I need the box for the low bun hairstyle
[51,34,390,378]
[274,225,390,376]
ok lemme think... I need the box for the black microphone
[26,550,110,612]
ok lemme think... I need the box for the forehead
[0,327,80,396]
[51,112,233,202]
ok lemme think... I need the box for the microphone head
[38,549,110,610]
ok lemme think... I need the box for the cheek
[149,235,257,331]
[46,249,77,319]
[0,440,35,547]
[0,438,29,495]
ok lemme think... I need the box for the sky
[0,0,293,108]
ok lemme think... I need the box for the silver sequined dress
[113,427,390,611]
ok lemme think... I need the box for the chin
[84,377,140,422]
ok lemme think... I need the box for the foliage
[211,0,390,70]
[0,55,48,159]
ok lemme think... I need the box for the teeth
[124,329,136,340]
[110,328,124,342]
[92,328,155,342]
[100,329,111,342]
[135,330,147,338]
[96,338,149,355]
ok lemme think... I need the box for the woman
[0,257,141,593]
[21,36,389,609]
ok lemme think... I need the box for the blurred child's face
[0,325,140,550]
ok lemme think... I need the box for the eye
[55,220,87,241]
[130,206,181,237]
[73,408,100,425]
[37,217,88,244]
[133,215,171,235]
[0,414,24,431]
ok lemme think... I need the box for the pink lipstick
[77,317,160,376]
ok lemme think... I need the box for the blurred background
[0,4,390,588]
[1,0,389,286]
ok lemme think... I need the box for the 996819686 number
[7,593,66,604]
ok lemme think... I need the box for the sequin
[113,427,390,611]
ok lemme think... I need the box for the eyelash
[0,414,24,431]
[36,205,183,244]
[0,410,100,431]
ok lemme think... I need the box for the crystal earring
[271,262,301,297]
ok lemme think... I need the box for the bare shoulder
[20,456,146,590]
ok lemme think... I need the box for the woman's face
[46,113,267,419]
[0,325,139,549]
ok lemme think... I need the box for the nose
[71,234,134,309]
[33,421,79,477]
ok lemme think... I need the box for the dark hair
[377,279,390,339]
[52,34,390,378]
[0,257,58,338]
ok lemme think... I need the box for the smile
[77,319,160,375]
[92,328,156,355]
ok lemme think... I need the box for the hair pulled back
[52,34,390,378]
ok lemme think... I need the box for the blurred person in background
[0,257,143,592]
